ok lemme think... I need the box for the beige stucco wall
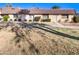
[49,15,62,23]
[1,14,74,23]
[34,15,42,17]
[25,15,42,22]
[58,15,74,23]
[19,14,74,23]
[8,14,26,21]
[8,15,14,21]
[49,15,74,23]
[68,15,74,22]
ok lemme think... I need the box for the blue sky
[0,3,79,12]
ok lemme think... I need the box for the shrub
[72,16,79,23]
[75,16,79,23]
[3,15,9,22]
[41,19,51,22]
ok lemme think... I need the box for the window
[10,19,12,21]
[33,17,40,21]
[14,19,17,21]
[62,14,68,19]
[14,14,18,18]
[43,14,49,19]
[18,19,21,21]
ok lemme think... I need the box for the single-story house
[0,5,76,23]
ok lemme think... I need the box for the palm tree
[52,6,60,9]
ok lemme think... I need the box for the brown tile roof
[29,8,76,15]
[1,7,21,14]
[0,7,76,15]
[18,9,29,14]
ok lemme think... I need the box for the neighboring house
[0,5,76,23]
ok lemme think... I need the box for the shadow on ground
[31,23,79,40]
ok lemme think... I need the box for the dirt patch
[0,26,79,55]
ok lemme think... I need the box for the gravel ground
[0,25,79,55]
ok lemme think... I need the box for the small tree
[72,16,79,23]
[52,6,60,9]
[3,15,9,22]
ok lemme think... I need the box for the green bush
[72,16,79,23]
[41,19,51,22]
[3,15,9,22]
[75,16,79,23]
[33,17,40,21]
